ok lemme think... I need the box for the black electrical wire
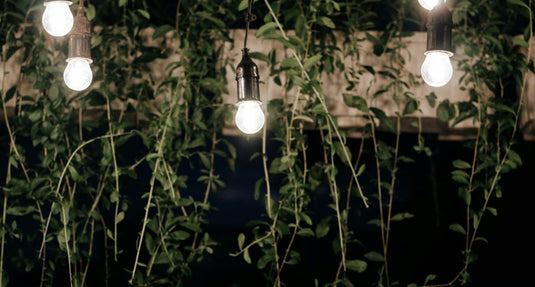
[243,0,254,50]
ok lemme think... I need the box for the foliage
[0,0,532,286]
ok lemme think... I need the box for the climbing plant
[0,0,533,286]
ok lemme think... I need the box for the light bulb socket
[425,3,453,53]
[236,48,260,103]
[67,11,91,60]
[44,0,73,5]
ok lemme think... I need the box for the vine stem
[129,84,179,283]
[1,34,32,286]
[429,2,533,285]
[190,131,218,253]
[381,116,401,287]
[0,195,7,287]
[0,29,30,183]
[366,105,389,285]
[263,0,368,209]
[262,119,272,219]
[463,0,533,274]
[319,126,347,273]
[80,218,95,287]
[38,131,134,259]
[105,91,121,262]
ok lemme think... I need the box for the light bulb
[63,57,93,91]
[235,100,265,134]
[421,51,453,88]
[42,1,74,37]
[418,0,446,10]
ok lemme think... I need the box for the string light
[235,0,265,135]
[63,0,93,91]
[421,1,453,88]
[418,0,447,11]
[42,1,74,37]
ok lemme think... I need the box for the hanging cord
[243,0,255,50]
[77,0,85,16]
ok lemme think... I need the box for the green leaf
[424,274,437,284]
[28,110,42,122]
[356,164,366,177]
[458,188,471,205]
[451,170,470,184]
[238,0,249,11]
[487,207,498,216]
[403,98,418,115]
[426,92,437,108]
[175,230,190,241]
[303,54,322,70]
[116,211,125,223]
[180,221,202,233]
[238,233,245,250]
[318,16,336,28]
[347,259,367,273]
[85,5,96,21]
[119,0,128,7]
[196,11,225,28]
[256,22,278,38]
[507,0,530,10]
[316,217,331,238]
[390,213,414,222]
[299,212,313,226]
[243,248,252,264]
[512,37,529,48]
[297,228,315,237]
[364,251,384,262]
[67,165,80,182]
[452,160,471,169]
[436,100,456,122]
[449,224,466,235]
[257,254,272,269]
[254,178,264,201]
[152,24,174,40]
[343,93,368,111]
[249,52,270,63]
[280,58,300,69]
[137,9,150,19]
[333,142,351,165]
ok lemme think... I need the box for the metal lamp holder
[236,0,261,104]
[67,2,92,63]
[425,2,453,57]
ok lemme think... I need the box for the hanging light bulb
[42,1,74,37]
[418,0,447,11]
[64,3,93,91]
[421,51,453,88]
[235,48,264,134]
[235,0,264,134]
[64,57,93,91]
[421,2,454,87]
[235,99,265,134]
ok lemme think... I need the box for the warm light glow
[63,57,93,91]
[418,0,446,10]
[42,1,73,37]
[421,51,453,88]
[235,100,265,134]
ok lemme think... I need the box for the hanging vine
[0,0,533,286]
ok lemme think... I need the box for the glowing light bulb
[42,1,74,37]
[418,0,446,10]
[421,51,453,88]
[235,101,265,134]
[63,57,93,91]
